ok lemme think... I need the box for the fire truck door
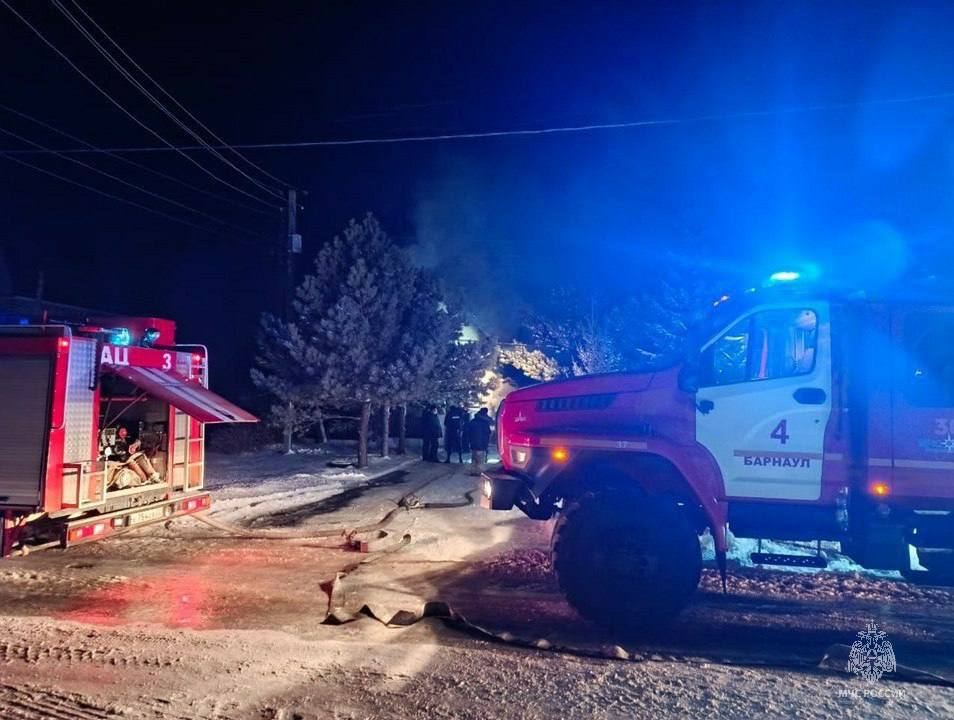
[695,301,832,501]
[889,308,954,498]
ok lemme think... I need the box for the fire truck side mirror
[678,362,700,393]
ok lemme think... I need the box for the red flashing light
[58,338,70,349]
[192,353,203,363]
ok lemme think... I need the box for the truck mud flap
[62,493,211,547]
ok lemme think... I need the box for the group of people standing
[421,404,493,474]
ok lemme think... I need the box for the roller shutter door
[0,356,52,507]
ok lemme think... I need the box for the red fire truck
[0,299,257,557]
[482,280,954,630]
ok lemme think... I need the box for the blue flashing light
[110,327,132,346]
[769,271,801,283]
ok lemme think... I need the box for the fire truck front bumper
[479,469,553,520]
[479,468,525,510]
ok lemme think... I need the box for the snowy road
[0,451,952,719]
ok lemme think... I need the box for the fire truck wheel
[551,490,701,634]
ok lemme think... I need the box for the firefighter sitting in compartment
[101,425,161,489]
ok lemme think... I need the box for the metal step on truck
[0,297,257,557]
[481,275,954,632]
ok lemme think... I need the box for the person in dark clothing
[443,404,466,463]
[466,407,493,475]
[460,409,472,452]
[421,405,442,462]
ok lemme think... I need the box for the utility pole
[281,187,303,454]
[284,188,302,320]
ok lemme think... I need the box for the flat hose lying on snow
[187,481,475,541]
[322,588,954,688]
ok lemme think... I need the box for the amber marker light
[870,482,890,497]
[551,447,569,463]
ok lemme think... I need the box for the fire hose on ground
[14,472,954,688]
[187,478,475,547]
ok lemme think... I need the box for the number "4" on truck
[771,419,790,445]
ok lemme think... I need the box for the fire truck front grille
[536,394,616,412]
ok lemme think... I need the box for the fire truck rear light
[870,482,890,497]
[192,354,203,363]
[58,338,70,349]
[180,496,210,512]
[68,522,109,542]
[551,447,569,463]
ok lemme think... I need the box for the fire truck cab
[483,282,954,630]
[0,299,257,557]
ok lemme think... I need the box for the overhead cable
[0,123,267,239]
[0,102,274,217]
[1,151,213,233]
[52,0,284,199]
[67,0,291,190]
[1,0,280,209]
[6,89,953,155]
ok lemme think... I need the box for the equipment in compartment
[0,300,258,557]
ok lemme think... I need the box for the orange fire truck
[0,298,257,557]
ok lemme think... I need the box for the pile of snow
[701,532,902,578]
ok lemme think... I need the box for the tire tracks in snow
[0,683,116,720]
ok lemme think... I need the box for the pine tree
[518,255,719,378]
[572,310,622,376]
[497,343,561,382]
[253,213,493,465]
[378,275,493,453]
[251,314,321,453]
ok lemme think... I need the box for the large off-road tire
[551,490,701,633]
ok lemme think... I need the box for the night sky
[3,1,954,400]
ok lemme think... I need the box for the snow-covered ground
[0,451,949,719]
[702,533,903,577]
[204,443,417,525]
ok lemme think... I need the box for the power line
[0,123,269,239]
[52,0,284,200]
[1,151,212,234]
[0,0,280,209]
[0,102,274,217]
[65,0,291,190]
[5,88,954,155]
